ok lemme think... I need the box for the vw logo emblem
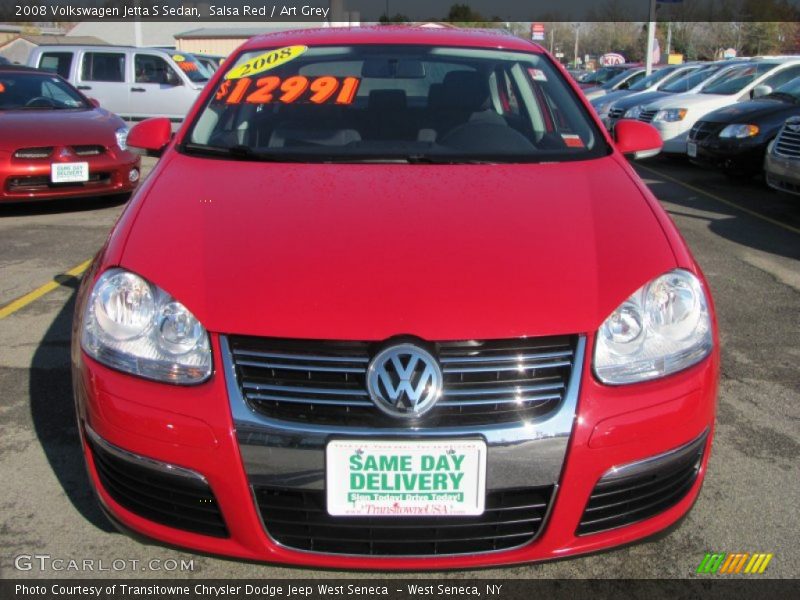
[366,344,443,419]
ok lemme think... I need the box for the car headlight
[81,268,212,384]
[594,269,713,385]
[115,127,129,151]
[653,108,688,123]
[718,124,760,139]
[624,105,643,119]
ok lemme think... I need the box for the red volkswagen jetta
[72,27,719,569]
[0,66,140,203]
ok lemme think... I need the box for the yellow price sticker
[224,46,308,80]
[172,54,186,62]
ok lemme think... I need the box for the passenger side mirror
[127,117,172,157]
[751,85,772,99]
[88,98,100,108]
[614,119,663,160]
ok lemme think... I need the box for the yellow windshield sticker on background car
[172,54,186,62]
[224,46,308,80]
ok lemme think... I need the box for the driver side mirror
[614,119,663,159]
[751,85,772,99]
[127,117,172,157]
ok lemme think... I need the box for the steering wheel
[24,96,56,108]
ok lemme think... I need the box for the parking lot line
[637,164,800,236]
[0,259,91,320]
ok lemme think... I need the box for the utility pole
[666,22,672,56]
[645,0,656,74]
[573,24,580,69]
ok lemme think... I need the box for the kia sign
[600,53,626,66]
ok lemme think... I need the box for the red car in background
[72,27,719,569]
[0,66,140,203]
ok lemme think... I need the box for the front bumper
[765,151,800,197]
[690,138,767,173]
[73,327,719,569]
[0,149,140,202]
[651,121,693,154]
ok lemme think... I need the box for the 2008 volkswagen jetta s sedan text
[71,27,719,569]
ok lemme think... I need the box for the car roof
[242,26,542,54]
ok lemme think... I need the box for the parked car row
[587,56,800,196]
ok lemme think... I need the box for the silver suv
[28,45,210,124]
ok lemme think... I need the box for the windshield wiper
[181,143,303,162]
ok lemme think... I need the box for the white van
[28,45,210,124]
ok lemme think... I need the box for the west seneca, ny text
[15,584,504,598]
[17,4,331,19]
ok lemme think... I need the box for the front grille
[689,121,724,142]
[88,436,228,538]
[256,486,552,555]
[72,144,105,156]
[5,172,111,193]
[229,335,577,427]
[774,122,800,158]
[638,109,657,123]
[577,433,707,535]
[13,146,53,159]
[608,107,626,120]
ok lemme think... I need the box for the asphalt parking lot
[0,157,798,579]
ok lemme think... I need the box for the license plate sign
[326,439,487,517]
[51,162,89,183]
[687,142,697,158]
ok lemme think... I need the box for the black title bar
[2,0,800,22]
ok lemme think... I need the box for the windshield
[0,71,88,110]
[660,65,721,93]
[769,76,800,101]
[168,52,210,83]
[628,67,676,92]
[583,66,624,85]
[700,63,776,95]
[601,69,637,90]
[185,44,607,163]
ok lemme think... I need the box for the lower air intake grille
[87,434,228,538]
[577,431,707,535]
[228,335,577,427]
[255,486,552,555]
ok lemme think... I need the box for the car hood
[701,98,800,123]
[591,89,630,106]
[585,88,610,100]
[0,108,124,150]
[645,92,732,111]
[119,153,676,340]
[612,90,669,110]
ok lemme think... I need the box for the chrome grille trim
[638,109,657,123]
[775,127,800,158]
[223,336,587,491]
[226,335,577,427]
[13,146,53,159]
[608,107,625,120]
